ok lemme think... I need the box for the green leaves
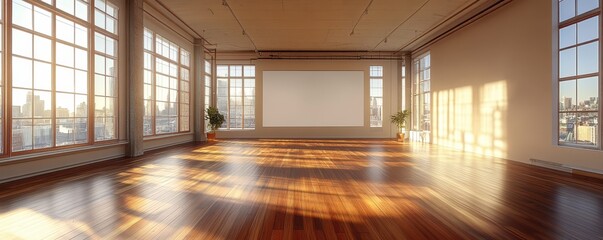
[205,106,225,132]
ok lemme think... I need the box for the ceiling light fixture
[222,0,260,54]
[371,0,430,51]
[349,0,374,37]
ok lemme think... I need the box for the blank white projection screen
[263,71,364,127]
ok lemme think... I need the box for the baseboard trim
[572,169,603,180]
[0,154,125,184]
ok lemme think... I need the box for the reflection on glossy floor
[1,139,603,239]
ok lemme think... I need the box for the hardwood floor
[1,139,603,239]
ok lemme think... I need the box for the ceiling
[154,0,493,52]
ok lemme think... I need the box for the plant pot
[397,132,405,142]
[207,132,216,140]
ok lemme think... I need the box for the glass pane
[56,16,75,44]
[12,88,33,118]
[217,65,228,77]
[56,43,75,67]
[56,66,75,92]
[34,119,52,149]
[576,112,598,145]
[75,0,88,21]
[57,118,75,146]
[560,80,577,111]
[95,96,105,117]
[577,42,598,75]
[559,113,576,143]
[560,0,576,22]
[94,117,105,140]
[75,48,88,71]
[95,54,105,74]
[56,92,74,117]
[75,118,88,143]
[13,0,33,29]
[577,0,599,15]
[34,61,52,91]
[34,6,52,36]
[12,119,33,151]
[94,9,105,29]
[57,0,75,15]
[577,16,598,44]
[75,24,88,48]
[13,29,33,58]
[34,35,52,62]
[106,77,115,96]
[34,90,52,118]
[230,65,242,77]
[75,94,87,117]
[106,37,116,57]
[559,47,577,78]
[106,97,115,117]
[95,74,105,96]
[244,65,255,77]
[577,76,598,111]
[13,57,33,88]
[559,24,576,49]
[75,70,87,94]
[95,32,106,53]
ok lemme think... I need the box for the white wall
[216,59,401,139]
[427,0,603,172]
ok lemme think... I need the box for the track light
[349,31,354,36]
[222,0,227,6]
[242,30,246,35]
[384,38,388,43]
[364,9,368,15]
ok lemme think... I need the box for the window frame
[554,0,602,149]
[5,0,120,157]
[369,65,383,128]
[142,27,191,137]
[412,52,431,133]
[215,64,255,130]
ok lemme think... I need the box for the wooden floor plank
[1,139,603,239]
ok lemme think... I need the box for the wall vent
[529,158,572,173]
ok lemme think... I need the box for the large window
[370,66,383,127]
[94,0,118,141]
[216,65,255,130]
[557,0,600,147]
[143,28,191,136]
[412,53,431,132]
[10,0,119,153]
[204,55,212,132]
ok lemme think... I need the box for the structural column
[127,0,144,157]
[194,38,207,142]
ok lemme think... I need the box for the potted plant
[205,106,225,140]
[390,110,410,142]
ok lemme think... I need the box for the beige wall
[217,59,401,139]
[427,0,603,172]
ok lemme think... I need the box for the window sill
[557,143,601,151]
[0,141,129,166]
[217,129,256,131]
[143,132,194,141]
